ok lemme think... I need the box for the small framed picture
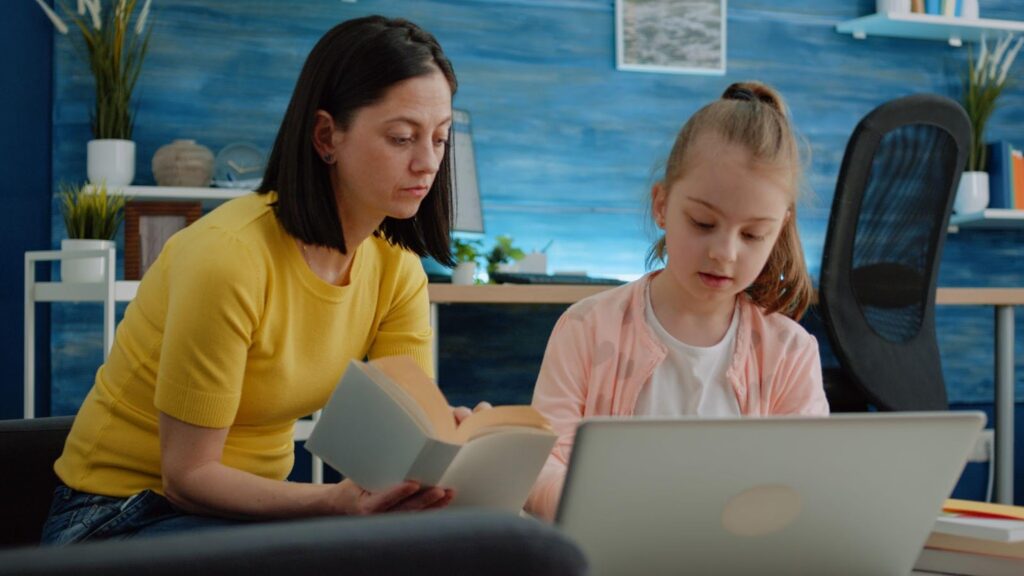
[616,0,727,75]
[124,201,202,280]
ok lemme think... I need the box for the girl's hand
[452,401,494,425]
[333,478,453,516]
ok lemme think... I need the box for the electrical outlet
[968,429,994,463]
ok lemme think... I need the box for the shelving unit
[950,209,1024,231]
[85,185,251,207]
[836,12,1024,47]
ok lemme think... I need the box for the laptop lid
[555,412,985,576]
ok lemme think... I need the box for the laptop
[555,412,985,576]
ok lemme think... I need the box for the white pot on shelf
[954,171,989,215]
[61,239,115,283]
[87,139,136,187]
[452,262,477,285]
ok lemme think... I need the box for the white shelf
[33,281,139,302]
[950,208,1024,230]
[85,185,251,202]
[836,12,1024,47]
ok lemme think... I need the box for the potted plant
[59,182,127,283]
[485,235,525,281]
[451,237,482,285]
[957,33,1023,214]
[35,0,154,186]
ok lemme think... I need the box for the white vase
[87,139,136,187]
[954,171,989,214]
[452,262,477,285]
[61,239,115,283]
[152,139,214,187]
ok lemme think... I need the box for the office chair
[818,94,971,412]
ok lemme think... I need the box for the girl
[525,82,829,521]
[43,16,469,544]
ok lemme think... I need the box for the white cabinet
[836,12,1024,47]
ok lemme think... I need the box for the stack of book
[987,141,1024,210]
[914,499,1024,575]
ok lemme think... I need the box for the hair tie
[729,87,756,102]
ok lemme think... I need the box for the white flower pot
[954,171,989,214]
[88,139,136,187]
[452,262,477,285]
[61,239,115,283]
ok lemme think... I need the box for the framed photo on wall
[124,201,202,280]
[615,0,727,75]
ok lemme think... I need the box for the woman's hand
[452,401,493,425]
[332,479,453,516]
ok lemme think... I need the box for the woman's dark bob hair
[258,15,458,266]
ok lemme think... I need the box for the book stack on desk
[914,499,1024,576]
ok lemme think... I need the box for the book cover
[305,356,556,512]
[1012,150,1024,210]
[945,498,1024,521]
[925,532,1024,560]
[987,142,1015,209]
[915,547,1022,576]
[934,515,1024,543]
[925,0,941,14]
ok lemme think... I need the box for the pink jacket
[525,272,829,520]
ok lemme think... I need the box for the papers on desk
[913,499,1024,575]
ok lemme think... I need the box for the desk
[428,285,1024,504]
[935,288,1024,504]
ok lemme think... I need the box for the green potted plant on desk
[956,33,1023,214]
[485,235,525,282]
[451,237,482,285]
[59,182,127,283]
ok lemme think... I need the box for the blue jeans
[40,484,245,545]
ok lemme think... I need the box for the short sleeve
[366,251,433,378]
[152,229,264,428]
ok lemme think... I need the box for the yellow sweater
[55,193,434,497]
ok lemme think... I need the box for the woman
[43,15,466,544]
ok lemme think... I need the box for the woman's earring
[321,152,336,165]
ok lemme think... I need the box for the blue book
[925,0,941,14]
[986,141,1015,209]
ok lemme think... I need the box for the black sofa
[0,416,588,575]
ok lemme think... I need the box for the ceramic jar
[152,139,214,187]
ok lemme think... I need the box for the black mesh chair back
[819,94,970,411]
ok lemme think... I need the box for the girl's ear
[312,110,339,160]
[651,182,668,229]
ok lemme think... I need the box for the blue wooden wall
[2,1,53,420]
[44,0,1024,469]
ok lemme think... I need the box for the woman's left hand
[452,401,493,425]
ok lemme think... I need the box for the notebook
[555,412,985,576]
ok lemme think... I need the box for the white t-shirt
[634,290,741,417]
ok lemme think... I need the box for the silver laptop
[555,412,985,576]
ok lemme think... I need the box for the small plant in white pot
[60,182,127,283]
[451,238,482,285]
[957,33,1023,214]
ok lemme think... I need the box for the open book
[305,356,556,512]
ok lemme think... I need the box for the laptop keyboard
[490,272,624,285]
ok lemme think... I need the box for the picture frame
[124,201,202,280]
[615,0,727,75]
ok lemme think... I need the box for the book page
[454,405,553,444]
[438,429,557,512]
[370,356,457,443]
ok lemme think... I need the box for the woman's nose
[411,141,442,175]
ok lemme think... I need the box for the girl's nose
[708,233,738,263]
